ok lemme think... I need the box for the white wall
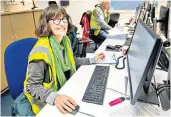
[58,0,100,33]
[37,0,100,35]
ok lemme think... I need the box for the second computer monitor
[159,6,170,39]
[127,19,163,105]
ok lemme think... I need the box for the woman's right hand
[54,94,77,114]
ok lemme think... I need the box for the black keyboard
[82,65,110,105]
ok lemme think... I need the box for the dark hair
[35,4,73,37]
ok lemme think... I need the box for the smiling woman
[22,4,105,116]
[35,5,73,37]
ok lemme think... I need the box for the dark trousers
[97,30,109,41]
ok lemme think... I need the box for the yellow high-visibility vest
[90,6,109,35]
[24,36,75,115]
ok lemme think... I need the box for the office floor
[1,90,14,116]
[1,43,95,116]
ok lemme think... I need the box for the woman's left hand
[95,52,105,61]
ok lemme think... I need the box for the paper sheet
[108,101,160,116]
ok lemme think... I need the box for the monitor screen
[159,6,169,39]
[127,19,162,105]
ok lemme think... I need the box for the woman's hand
[54,95,77,114]
[95,52,105,61]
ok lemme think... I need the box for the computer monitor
[146,3,152,12]
[60,0,69,6]
[146,6,155,28]
[168,7,171,41]
[143,10,149,23]
[168,57,171,85]
[127,19,163,105]
[138,9,145,21]
[151,6,155,23]
[143,1,149,9]
[159,6,170,39]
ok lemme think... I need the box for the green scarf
[49,35,75,88]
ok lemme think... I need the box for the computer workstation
[36,3,170,116]
[127,19,163,105]
[36,17,170,117]
[83,18,163,105]
[125,4,171,109]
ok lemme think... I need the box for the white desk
[37,39,170,117]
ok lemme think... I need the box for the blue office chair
[4,38,37,100]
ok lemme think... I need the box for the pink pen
[109,97,125,106]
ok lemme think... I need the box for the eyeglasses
[50,17,68,25]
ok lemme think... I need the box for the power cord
[156,67,168,72]
[148,76,170,97]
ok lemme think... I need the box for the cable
[115,56,126,69]
[106,88,130,97]
[157,85,170,90]
[151,76,158,94]
[156,67,168,72]
[151,83,157,92]
[78,111,95,117]
[157,87,170,96]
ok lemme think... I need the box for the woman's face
[48,15,68,36]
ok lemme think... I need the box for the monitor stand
[137,83,159,105]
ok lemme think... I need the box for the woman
[24,4,105,115]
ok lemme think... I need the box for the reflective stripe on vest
[90,7,108,35]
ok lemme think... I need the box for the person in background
[90,0,112,41]
[24,4,105,115]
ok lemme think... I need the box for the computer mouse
[71,105,80,115]
[106,45,115,50]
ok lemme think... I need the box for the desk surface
[37,39,170,117]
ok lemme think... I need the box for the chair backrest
[80,10,92,27]
[108,13,120,28]
[67,25,78,53]
[80,10,97,40]
[4,38,37,100]
[80,10,104,51]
